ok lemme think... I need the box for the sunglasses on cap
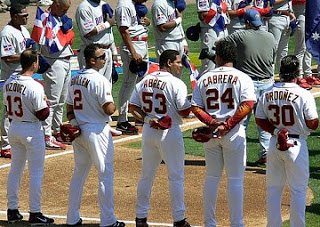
[95,53,106,60]
[18,13,29,17]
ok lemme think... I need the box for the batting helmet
[192,126,213,143]
[186,23,201,42]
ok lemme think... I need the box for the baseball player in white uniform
[268,0,293,71]
[227,0,271,34]
[151,0,188,63]
[66,44,125,227]
[255,55,319,227]
[39,0,73,150]
[292,0,320,89]
[191,40,256,227]
[115,0,149,134]
[128,50,191,227]
[197,0,229,75]
[76,0,118,84]
[0,4,30,158]
[4,49,54,225]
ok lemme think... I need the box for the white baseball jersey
[274,0,291,10]
[130,71,191,125]
[3,74,47,122]
[192,66,256,121]
[0,25,30,80]
[115,0,148,39]
[66,68,114,124]
[76,0,115,47]
[255,82,318,138]
[151,0,185,41]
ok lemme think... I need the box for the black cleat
[7,209,23,223]
[136,217,148,227]
[105,221,126,227]
[255,155,267,167]
[67,218,82,226]
[174,219,191,227]
[116,121,138,135]
[29,212,54,226]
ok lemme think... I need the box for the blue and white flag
[306,1,320,64]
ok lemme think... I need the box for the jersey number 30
[268,104,295,126]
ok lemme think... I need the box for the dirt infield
[0,119,314,226]
[0,1,316,226]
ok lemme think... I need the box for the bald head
[51,0,71,17]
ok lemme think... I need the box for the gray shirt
[223,28,276,79]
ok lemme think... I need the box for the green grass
[126,98,320,226]
[6,3,320,225]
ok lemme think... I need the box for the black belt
[251,77,272,81]
[288,134,299,139]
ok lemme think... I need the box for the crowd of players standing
[0,0,319,226]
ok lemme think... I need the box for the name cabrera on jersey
[129,71,191,125]
[192,66,256,121]
[3,75,47,122]
[115,0,148,39]
[255,83,318,137]
[76,0,114,46]
[0,25,30,78]
[152,0,185,41]
[66,68,114,124]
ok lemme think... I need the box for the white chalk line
[0,120,200,170]
[0,120,202,225]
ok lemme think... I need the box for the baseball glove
[276,128,294,151]
[192,126,213,143]
[150,115,172,130]
[60,123,81,143]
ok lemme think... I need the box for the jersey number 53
[142,91,167,114]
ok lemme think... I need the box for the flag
[305,1,320,64]
[207,0,229,32]
[31,7,72,53]
[182,54,199,90]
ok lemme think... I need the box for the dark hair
[20,49,38,69]
[84,43,104,64]
[10,3,26,16]
[279,55,299,81]
[159,50,180,68]
[215,40,237,64]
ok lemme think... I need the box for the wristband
[70,118,79,127]
[174,17,182,26]
[144,115,152,124]
[96,21,111,33]
[182,39,188,46]
[236,8,246,17]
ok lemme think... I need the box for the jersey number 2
[73,90,83,110]
[6,96,23,117]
